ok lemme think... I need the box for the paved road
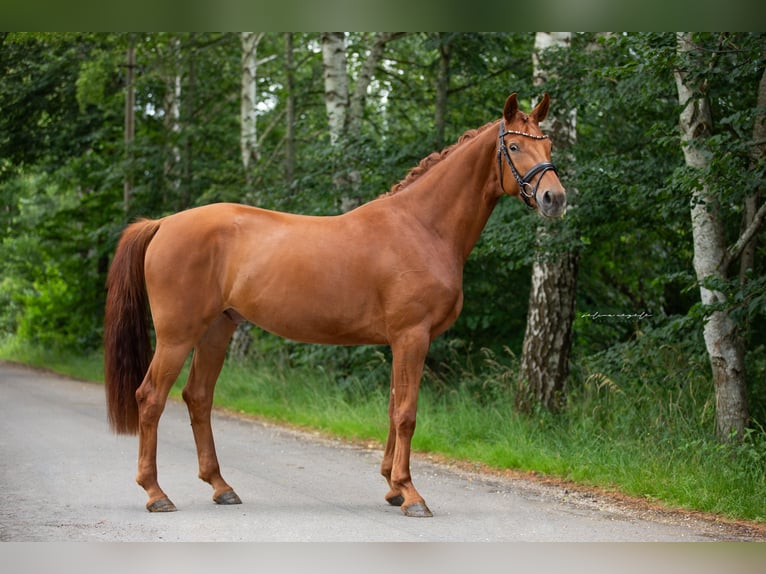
[1,362,762,542]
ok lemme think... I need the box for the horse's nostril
[542,190,552,205]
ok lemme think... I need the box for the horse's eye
[509,144,519,152]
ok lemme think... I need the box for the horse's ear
[503,93,519,122]
[530,93,550,123]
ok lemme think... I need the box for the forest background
[1,32,765,522]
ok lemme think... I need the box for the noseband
[497,121,558,209]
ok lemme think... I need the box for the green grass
[0,336,104,382]
[193,360,390,441]
[2,337,765,524]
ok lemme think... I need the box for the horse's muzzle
[538,188,567,218]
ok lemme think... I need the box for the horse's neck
[392,127,500,262]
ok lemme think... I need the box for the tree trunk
[674,32,749,440]
[740,56,766,282]
[181,34,195,209]
[517,248,579,411]
[230,32,267,361]
[346,33,401,140]
[321,32,402,211]
[321,32,349,146]
[433,33,451,150]
[284,32,296,188]
[161,36,182,206]
[123,36,135,216]
[241,32,263,184]
[320,32,358,211]
[517,32,578,414]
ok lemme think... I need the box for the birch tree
[517,32,579,413]
[321,32,349,146]
[284,32,296,188]
[240,32,263,184]
[739,48,766,283]
[433,33,452,150]
[162,36,182,199]
[321,32,402,210]
[674,32,766,440]
[232,32,280,358]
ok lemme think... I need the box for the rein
[497,121,558,209]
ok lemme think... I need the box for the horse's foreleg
[382,329,432,517]
[135,342,191,512]
[182,314,241,506]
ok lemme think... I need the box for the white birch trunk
[346,33,397,139]
[434,34,451,150]
[163,37,182,196]
[284,32,296,187]
[230,32,266,360]
[321,32,349,146]
[321,33,400,210]
[674,32,748,440]
[517,32,578,412]
[241,32,262,178]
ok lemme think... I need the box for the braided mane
[380,120,495,198]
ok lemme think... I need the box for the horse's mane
[380,120,496,198]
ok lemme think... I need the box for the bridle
[497,120,559,209]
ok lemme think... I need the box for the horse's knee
[182,384,215,423]
[181,385,202,409]
[393,409,417,436]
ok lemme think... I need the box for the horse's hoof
[386,494,405,507]
[147,497,177,512]
[214,490,242,505]
[402,501,433,518]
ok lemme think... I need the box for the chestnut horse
[104,93,566,517]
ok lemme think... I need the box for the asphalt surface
[1,361,763,542]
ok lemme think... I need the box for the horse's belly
[246,305,387,346]
[232,278,388,346]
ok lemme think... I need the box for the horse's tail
[104,218,162,435]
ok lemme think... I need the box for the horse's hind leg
[182,314,241,505]
[135,341,193,512]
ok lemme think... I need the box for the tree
[228,31,266,361]
[123,35,135,214]
[516,32,579,412]
[433,33,452,150]
[0,33,125,347]
[2,33,765,444]
[321,32,349,146]
[240,32,263,183]
[161,35,183,201]
[674,32,766,439]
[740,46,766,283]
[284,32,296,188]
[320,32,403,210]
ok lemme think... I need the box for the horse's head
[497,93,567,218]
